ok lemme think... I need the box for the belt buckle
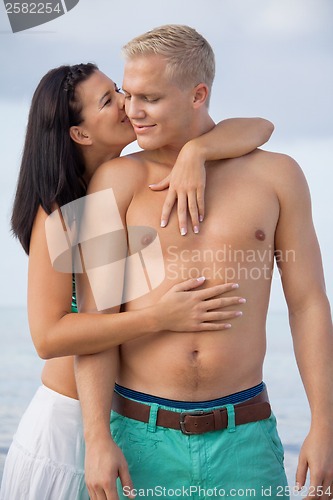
[179,409,206,435]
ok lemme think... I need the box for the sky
[0,0,332,311]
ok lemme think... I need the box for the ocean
[0,307,310,497]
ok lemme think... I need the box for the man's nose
[125,98,145,120]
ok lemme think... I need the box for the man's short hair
[122,24,215,106]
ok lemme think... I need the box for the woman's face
[76,70,136,155]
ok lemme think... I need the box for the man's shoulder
[95,152,147,182]
[247,148,298,168]
[244,148,304,183]
[210,148,303,185]
[249,149,309,202]
[88,152,148,194]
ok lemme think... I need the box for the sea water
[0,307,310,496]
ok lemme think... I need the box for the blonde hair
[122,25,215,105]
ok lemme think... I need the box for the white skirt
[0,385,89,500]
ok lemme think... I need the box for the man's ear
[192,83,209,108]
[69,126,93,146]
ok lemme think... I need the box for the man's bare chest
[126,167,279,257]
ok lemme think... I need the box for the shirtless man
[76,25,333,500]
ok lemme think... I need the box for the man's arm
[75,160,137,500]
[150,117,274,233]
[274,154,333,499]
[75,349,125,496]
[75,278,132,499]
[75,348,133,500]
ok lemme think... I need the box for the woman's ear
[69,126,93,146]
[192,83,209,108]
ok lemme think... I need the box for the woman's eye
[103,99,112,107]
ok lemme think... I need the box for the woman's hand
[155,277,246,332]
[149,118,274,235]
[149,141,205,236]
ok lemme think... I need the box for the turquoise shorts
[111,392,289,499]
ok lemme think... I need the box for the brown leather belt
[112,389,271,435]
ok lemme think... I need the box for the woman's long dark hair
[11,63,98,254]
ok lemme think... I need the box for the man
[76,25,333,500]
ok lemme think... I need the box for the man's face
[122,54,195,151]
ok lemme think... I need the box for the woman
[0,63,273,499]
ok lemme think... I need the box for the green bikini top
[71,275,78,313]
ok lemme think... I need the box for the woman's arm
[150,117,274,234]
[28,206,245,359]
[180,117,274,163]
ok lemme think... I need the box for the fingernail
[160,220,167,228]
[149,184,156,188]
[231,284,239,289]
[224,324,232,329]
[181,228,187,236]
[199,215,204,222]
[197,276,205,282]
[295,482,300,491]
[238,298,246,303]
[194,226,199,234]
[235,311,243,317]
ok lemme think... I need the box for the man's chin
[136,137,160,151]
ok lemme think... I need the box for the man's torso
[119,149,281,400]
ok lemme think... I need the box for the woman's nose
[117,92,125,109]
